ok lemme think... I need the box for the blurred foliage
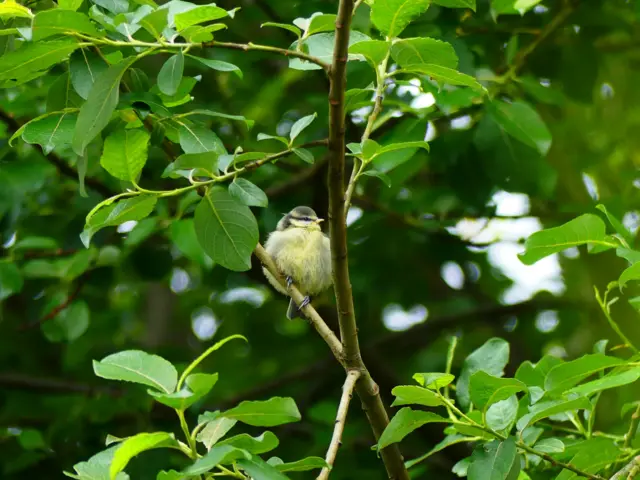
[1,0,640,478]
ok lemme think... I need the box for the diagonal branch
[317,370,361,480]
[327,2,410,479]
[611,456,640,480]
[253,244,343,360]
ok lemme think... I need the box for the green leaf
[492,0,542,16]
[73,56,138,155]
[32,10,102,41]
[157,52,184,96]
[223,397,301,427]
[110,432,177,479]
[489,100,551,155]
[289,31,370,70]
[162,152,219,178]
[0,0,33,19]
[595,204,632,246]
[289,113,317,143]
[72,445,128,480]
[194,187,259,272]
[619,263,640,288]
[182,109,254,129]
[412,373,455,390]
[140,8,168,39]
[93,0,128,14]
[182,445,250,476]
[401,64,485,92]
[306,14,337,35]
[93,350,178,393]
[469,372,527,410]
[148,373,218,410]
[518,214,616,265]
[534,438,564,453]
[0,39,79,84]
[378,407,449,450]
[237,457,289,480]
[468,437,520,480]
[0,262,23,300]
[174,4,229,30]
[21,111,77,155]
[188,55,242,78]
[179,124,226,154]
[170,219,214,267]
[371,0,430,38]
[432,0,476,10]
[406,434,473,469]
[391,385,446,407]
[229,179,268,208]
[217,432,279,454]
[81,195,157,247]
[272,457,328,472]
[292,147,314,164]
[257,133,288,145]
[197,417,237,449]
[391,38,458,69]
[42,300,90,342]
[69,49,108,100]
[485,395,519,433]
[11,237,58,250]
[100,128,150,182]
[261,22,301,37]
[456,338,510,409]
[362,169,391,187]
[566,367,640,397]
[544,354,625,393]
[516,397,593,431]
[348,40,390,67]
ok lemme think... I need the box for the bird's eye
[302,216,312,222]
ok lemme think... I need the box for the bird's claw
[298,296,311,311]
[285,276,294,288]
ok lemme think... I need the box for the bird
[263,206,332,319]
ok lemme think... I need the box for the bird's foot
[285,276,294,288]
[297,296,311,311]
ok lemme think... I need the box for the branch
[625,405,640,449]
[253,244,344,361]
[611,456,640,480]
[317,370,361,480]
[327,2,410,478]
[0,373,118,396]
[0,108,114,198]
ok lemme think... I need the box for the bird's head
[277,206,324,232]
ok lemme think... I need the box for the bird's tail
[287,298,304,320]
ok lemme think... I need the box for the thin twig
[18,273,89,330]
[327,1,410,479]
[317,370,361,480]
[625,405,640,449]
[611,456,640,480]
[253,244,344,361]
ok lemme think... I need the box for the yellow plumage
[263,206,332,319]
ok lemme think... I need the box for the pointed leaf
[22,111,77,155]
[217,432,279,454]
[0,0,33,19]
[69,49,109,100]
[468,437,520,480]
[222,397,301,427]
[490,100,551,155]
[0,39,79,83]
[378,408,449,450]
[349,40,390,67]
[148,373,218,410]
[237,457,289,480]
[110,433,176,479]
[413,373,455,390]
[292,147,314,164]
[595,204,632,246]
[289,113,317,143]
[371,0,430,38]
[182,445,250,476]
[273,457,328,472]
[179,124,226,154]
[391,385,446,407]
[100,128,150,182]
[516,397,593,431]
[306,14,336,35]
[229,179,268,207]
[391,38,458,69]
[32,10,102,41]
[469,371,526,410]
[174,4,229,30]
[544,354,625,394]
[402,64,485,92]
[361,169,391,187]
[157,52,184,96]
[194,187,258,271]
[518,214,616,265]
[189,55,242,78]
[197,417,237,449]
[93,350,178,393]
[619,263,640,288]
[485,395,519,433]
[261,22,301,37]
[566,367,640,397]
[73,56,138,155]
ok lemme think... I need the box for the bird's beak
[315,218,324,224]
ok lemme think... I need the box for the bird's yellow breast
[264,228,332,296]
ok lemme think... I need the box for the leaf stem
[177,409,198,458]
[595,287,638,353]
[625,404,640,450]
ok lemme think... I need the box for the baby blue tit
[263,206,332,319]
